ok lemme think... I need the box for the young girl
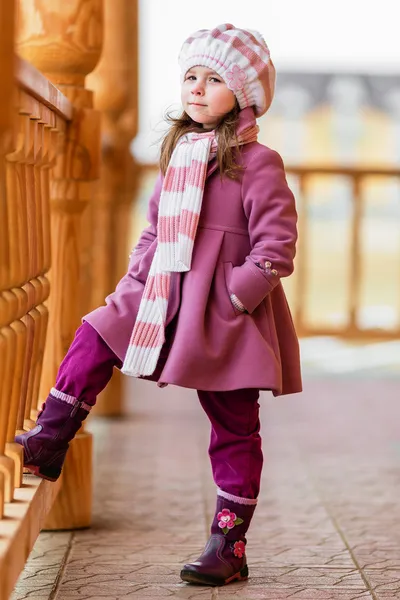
[16,23,302,587]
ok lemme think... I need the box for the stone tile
[68,544,203,566]
[54,583,212,599]
[247,546,355,567]
[217,584,373,599]
[349,547,400,570]
[15,566,61,587]
[12,376,400,599]
[362,570,400,593]
[11,587,55,600]
[60,563,185,586]
[11,532,71,599]
[245,566,367,588]
[73,530,205,546]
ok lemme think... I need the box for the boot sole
[180,565,248,586]
[24,464,61,482]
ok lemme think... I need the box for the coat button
[265,261,272,269]
[271,269,278,276]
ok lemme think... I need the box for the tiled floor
[11,370,400,599]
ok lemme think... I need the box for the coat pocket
[223,262,245,318]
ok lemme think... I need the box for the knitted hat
[178,23,276,118]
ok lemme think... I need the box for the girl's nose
[191,82,204,95]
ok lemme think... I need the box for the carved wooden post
[85,0,139,416]
[16,0,103,529]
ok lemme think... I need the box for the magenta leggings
[55,321,263,499]
[55,322,122,405]
[198,389,263,499]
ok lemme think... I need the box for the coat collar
[237,106,257,135]
[207,159,219,179]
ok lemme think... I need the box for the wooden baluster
[294,174,308,336]
[29,112,56,418]
[0,0,17,515]
[23,106,50,432]
[22,102,41,432]
[349,175,362,335]
[2,106,32,499]
[0,109,24,497]
[0,329,6,516]
[27,107,51,421]
[0,292,18,507]
[16,0,103,529]
[6,97,37,486]
[2,133,24,498]
[86,0,139,416]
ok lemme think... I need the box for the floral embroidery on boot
[217,508,244,534]
[232,540,246,558]
[180,495,256,586]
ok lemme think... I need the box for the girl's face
[181,66,236,129]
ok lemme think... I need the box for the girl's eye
[185,75,221,83]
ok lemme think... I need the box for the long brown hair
[159,102,243,180]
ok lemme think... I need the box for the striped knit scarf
[122,116,259,377]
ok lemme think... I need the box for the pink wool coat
[84,114,302,396]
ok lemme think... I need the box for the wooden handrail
[137,162,400,178]
[16,57,73,121]
[286,165,400,177]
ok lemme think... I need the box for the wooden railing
[0,1,103,598]
[287,165,400,339]
[1,0,140,596]
[0,57,73,600]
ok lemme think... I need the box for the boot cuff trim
[50,388,92,413]
[217,488,258,505]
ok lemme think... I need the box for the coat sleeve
[129,170,163,257]
[229,147,298,314]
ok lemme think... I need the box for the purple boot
[15,321,121,482]
[180,491,257,586]
[15,392,92,481]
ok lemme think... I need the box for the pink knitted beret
[178,23,276,118]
